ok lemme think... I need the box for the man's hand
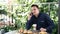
[40,28,46,32]
[27,13,32,20]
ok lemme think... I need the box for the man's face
[31,6,39,15]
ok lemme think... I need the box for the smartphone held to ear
[27,12,33,20]
[30,12,33,16]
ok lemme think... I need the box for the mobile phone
[30,12,33,16]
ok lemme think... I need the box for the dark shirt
[26,12,55,33]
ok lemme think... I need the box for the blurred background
[0,0,58,34]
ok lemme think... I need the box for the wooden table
[18,29,48,34]
[4,30,49,34]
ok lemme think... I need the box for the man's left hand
[40,28,46,32]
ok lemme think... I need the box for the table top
[4,30,48,34]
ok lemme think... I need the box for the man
[26,4,55,34]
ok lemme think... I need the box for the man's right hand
[40,28,46,32]
[27,13,32,20]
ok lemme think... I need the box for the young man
[26,4,55,34]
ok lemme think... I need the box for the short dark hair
[31,4,39,9]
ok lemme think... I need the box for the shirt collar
[33,12,41,18]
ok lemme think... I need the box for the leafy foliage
[0,0,58,34]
